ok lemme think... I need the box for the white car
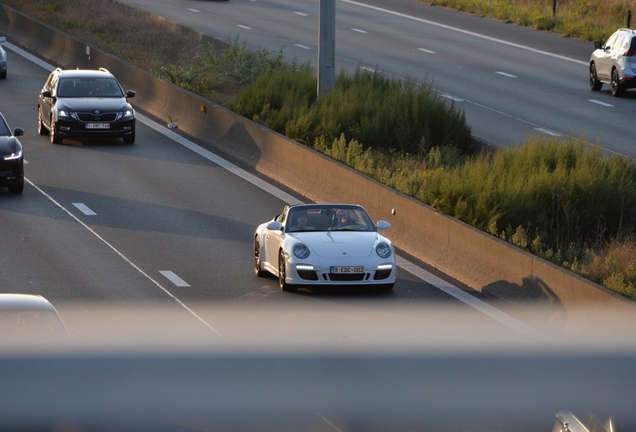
[0,293,69,341]
[254,204,396,292]
[590,28,636,96]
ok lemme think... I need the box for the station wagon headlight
[116,110,134,120]
[2,148,22,161]
[58,110,79,120]
[293,243,310,259]
[376,242,392,259]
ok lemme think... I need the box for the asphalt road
[0,42,547,342]
[2,24,636,432]
[113,0,636,156]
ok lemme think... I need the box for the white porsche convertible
[254,204,396,292]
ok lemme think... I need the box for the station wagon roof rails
[98,67,110,74]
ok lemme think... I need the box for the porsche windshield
[286,205,375,232]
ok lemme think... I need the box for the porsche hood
[290,231,385,258]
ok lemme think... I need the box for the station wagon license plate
[86,123,110,129]
[331,266,364,274]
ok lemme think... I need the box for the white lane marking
[160,271,191,287]
[340,0,588,66]
[588,99,614,107]
[351,28,368,34]
[396,256,543,337]
[135,113,303,206]
[294,11,308,16]
[3,42,55,71]
[318,413,345,432]
[25,179,224,338]
[24,160,29,164]
[14,41,542,337]
[237,25,252,30]
[187,8,200,13]
[418,48,437,54]
[360,66,375,72]
[441,94,464,102]
[495,71,517,78]
[534,127,561,137]
[72,203,97,216]
[136,113,542,336]
[294,44,312,50]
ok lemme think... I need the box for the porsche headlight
[2,149,22,161]
[293,243,310,259]
[376,242,392,259]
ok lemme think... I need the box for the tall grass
[313,132,636,299]
[423,0,632,42]
[232,68,473,155]
[157,36,289,103]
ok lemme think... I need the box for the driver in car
[333,209,364,230]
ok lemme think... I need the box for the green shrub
[233,68,472,156]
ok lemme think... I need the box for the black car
[37,68,136,144]
[0,112,24,194]
[0,36,7,79]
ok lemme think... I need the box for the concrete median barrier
[1,4,633,313]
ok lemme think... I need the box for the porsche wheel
[254,235,266,277]
[278,249,296,292]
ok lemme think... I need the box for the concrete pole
[318,0,336,100]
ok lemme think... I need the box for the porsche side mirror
[376,220,390,230]
[266,221,283,231]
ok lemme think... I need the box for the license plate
[331,266,364,274]
[86,123,110,129]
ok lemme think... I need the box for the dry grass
[422,0,633,42]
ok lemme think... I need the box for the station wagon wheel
[611,69,625,97]
[50,118,63,144]
[254,236,266,277]
[123,131,135,144]
[37,107,48,136]
[278,249,296,292]
[8,179,24,195]
[589,63,602,91]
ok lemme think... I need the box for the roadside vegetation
[3,0,636,300]
[422,0,632,43]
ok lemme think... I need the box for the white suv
[590,28,636,97]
